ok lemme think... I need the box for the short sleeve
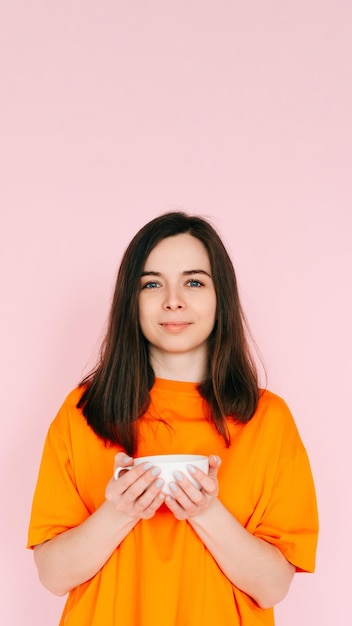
[27,401,91,549]
[253,431,319,572]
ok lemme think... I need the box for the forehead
[143,234,211,270]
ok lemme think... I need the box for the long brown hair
[78,212,259,455]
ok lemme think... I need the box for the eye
[141,281,160,289]
[187,279,204,287]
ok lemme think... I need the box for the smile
[160,323,192,332]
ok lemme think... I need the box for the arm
[165,456,295,609]
[34,500,137,596]
[188,499,295,609]
[34,454,165,596]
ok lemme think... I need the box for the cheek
[138,295,148,318]
[138,316,149,342]
[206,295,217,322]
[138,299,155,336]
[138,301,146,332]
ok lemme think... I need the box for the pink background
[1,1,351,624]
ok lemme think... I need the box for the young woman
[28,212,318,626]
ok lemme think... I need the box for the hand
[164,455,221,520]
[105,453,166,520]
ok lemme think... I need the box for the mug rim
[134,454,208,463]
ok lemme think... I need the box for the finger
[136,478,165,512]
[169,479,204,507]
[164,495,188,520]
[108,462,157,497]
[106,464,161,505]
[172,471,204,500]
[207,454,221,477]
[120,465,161,501]
[183,464,218,494]
[141,491,166,519]
[114,460,153,484]
[113,453,134,471]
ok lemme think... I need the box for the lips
[160,322,192,332]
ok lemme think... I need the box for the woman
[28,212,318,626]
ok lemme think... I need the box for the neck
[149,347,208,383]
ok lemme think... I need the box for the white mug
[114,453,209,495]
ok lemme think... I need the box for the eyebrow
[141,269,212,278]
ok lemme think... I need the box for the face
[138,233,217,366]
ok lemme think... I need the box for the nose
[163,287,185,311]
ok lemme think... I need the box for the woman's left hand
[164,454,221,520]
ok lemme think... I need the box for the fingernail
[173,471,183,481]
[169,482,178,491]
[143,462,152,470]
[155,478,164,488]
[123,456,132,463]
[212,455,221,464]
[187,464,196,474]
[151,466,161,476]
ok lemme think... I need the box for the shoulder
[48,386,87,438]
[256,388,295,423]
[257,388,290,410]
[247,388,305,454]
[64,385,86,407]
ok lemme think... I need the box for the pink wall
[1,1,351,623]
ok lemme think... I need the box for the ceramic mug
[114,453,209,495]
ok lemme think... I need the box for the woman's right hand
[105,453,166,520]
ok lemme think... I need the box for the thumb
[208,454,221,477]
[113,452,133,470]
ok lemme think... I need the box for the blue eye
[142,281,159,289]
[187,279,203,287]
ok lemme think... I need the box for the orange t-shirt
[27,379,318,626]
